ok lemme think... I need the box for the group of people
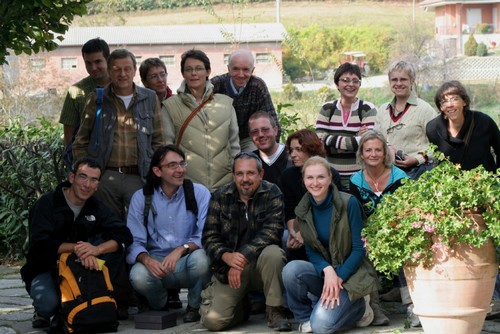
[21,36,499,334]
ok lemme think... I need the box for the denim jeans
[30,272,59,319]
[282,260,365,333]
[129,249,210,309]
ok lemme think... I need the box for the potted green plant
[362,148,499,334]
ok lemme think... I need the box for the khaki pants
[200,245,286,331]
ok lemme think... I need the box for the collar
[229,77,246,95]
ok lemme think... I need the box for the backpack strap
[182,179,198,218]
[93,88,104,150]
[357,100,364,123]
[142,185,156,227]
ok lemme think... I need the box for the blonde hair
[302,156,332,178]
[356,130,394,168]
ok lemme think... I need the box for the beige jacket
[162,81,240,192]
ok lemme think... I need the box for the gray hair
[387,60,416,85]
[228,49,255,68]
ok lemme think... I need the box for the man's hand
[161,247,184,275]
[227,267,243,289]
[80,255,100,270]
[74,241,101,260]
[140,254,167,279]
[320,266,344,310]
[222,252,248,271]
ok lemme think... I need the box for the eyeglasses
[161,161,188,170]
[250,127,272,137]
[387,123,405,134]
[183,67,206,74]
[76,173,99,185]
[147,71,167,81]
[440,96,461,106]
[340,77,361,85]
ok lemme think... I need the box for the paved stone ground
[0,264,498,334]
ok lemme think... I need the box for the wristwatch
[183,243,190,255]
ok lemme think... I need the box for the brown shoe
[266,306,292,332]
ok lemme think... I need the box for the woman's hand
[320,266,344,309]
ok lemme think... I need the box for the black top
[254,148,292,189]
[426,110,500,172]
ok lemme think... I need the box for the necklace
[365,168,387,193]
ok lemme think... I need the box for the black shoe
[117,305,129,320]
[183,305,201,323]
[167,289,183,309]
[266,306,292,332]
[32,312,50,328]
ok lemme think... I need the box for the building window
[256,53,272,64]
[61,57,77,69]
[223,54,230,65]
[30,58,45,71]
[159,55,175,66]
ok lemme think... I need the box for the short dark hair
[334,63,362,85]
[139,58,167,82]
[145,145,186,189]
[72,158,103,179]
[107,49,136,70]
[233,151,263,173]
[248,111,276,127]
[434,80,471,115]
[286,129,326,158]
[81,38,110,59]
[180,49,211,74]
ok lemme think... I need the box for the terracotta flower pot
[403,214,498,334]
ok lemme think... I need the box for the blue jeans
[129,249,210,309]
[30,272,59,319]
[282,260,365,334]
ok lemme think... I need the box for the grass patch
[75,1,433,30]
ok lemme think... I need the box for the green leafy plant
[0,117,65,259]
[362,147,499,277]
[476,42,488,57]
[464,33,479,56]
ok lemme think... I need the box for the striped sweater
[316,98,377,182]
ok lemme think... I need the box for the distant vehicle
[339,51,370,76]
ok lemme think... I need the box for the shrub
[283,81,302,100]
[476,42,488,57]
[464,34,478,56]
[0,117,65,259]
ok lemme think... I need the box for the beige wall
[29,43,283,95]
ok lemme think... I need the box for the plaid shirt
[211,73,280,140]
[202,180,284,283]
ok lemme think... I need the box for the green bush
[476,42,488,57]
[464,33,478,56]
[0,118,66,259]
[283,25,393,81]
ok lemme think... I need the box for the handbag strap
[176,93,214,147]
[460,111,475,164]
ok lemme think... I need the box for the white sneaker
[298,320,313,333]
[356,295,374,327]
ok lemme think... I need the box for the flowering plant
[361,148,500,277]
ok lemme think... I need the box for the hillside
[74,1,433,29]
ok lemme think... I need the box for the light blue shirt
[126,182,211,264]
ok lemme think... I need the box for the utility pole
[276,0,280,23]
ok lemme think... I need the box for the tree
[0,0,91,65]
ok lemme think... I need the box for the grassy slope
[75,1,433,29]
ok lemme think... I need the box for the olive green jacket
[294,186,378,300]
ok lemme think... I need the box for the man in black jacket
[21,158,133,329]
